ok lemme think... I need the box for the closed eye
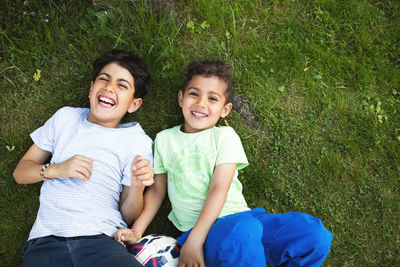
[209,96,218,101]
[189,92,199,97]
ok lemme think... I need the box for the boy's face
[178,75,232,133]
[87,62,142,128]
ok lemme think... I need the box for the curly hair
[183,59,233,104]
[92,50,150,98]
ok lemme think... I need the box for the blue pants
[22,234,142,267]
[177,208,333,267]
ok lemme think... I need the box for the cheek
[89,89,99,101]
[88,90,95,99]
[181,101,190,109]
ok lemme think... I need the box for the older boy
[13,50,153,267]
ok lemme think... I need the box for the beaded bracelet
[40,163,54,181]
[131,228,142,239]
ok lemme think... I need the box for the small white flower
[6,145,15,152]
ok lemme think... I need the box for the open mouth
[192,111,207,118]
[98,95,115,108]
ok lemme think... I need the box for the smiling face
[87,62,142,128]
[179,75,232,133]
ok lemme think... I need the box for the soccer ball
[130,234,180,266]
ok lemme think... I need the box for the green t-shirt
[154,125,250,232]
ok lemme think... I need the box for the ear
[89,81,94,98]
[127,98,142,113]
[220,103,232,118]
[178,90,184,107]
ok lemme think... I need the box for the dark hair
[183,59,233,104]
[92,50,150,98]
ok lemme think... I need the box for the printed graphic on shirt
[166,143,215,198]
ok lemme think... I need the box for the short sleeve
[30,108,63,154]
[121,135,153,187]
[153,134,166,174]
[215,127,248,170]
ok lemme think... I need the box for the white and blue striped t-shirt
[28,107,153,240]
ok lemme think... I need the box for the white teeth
[192,111,207,117]
[99,96,115,106]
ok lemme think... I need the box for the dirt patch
[232,94,258,129]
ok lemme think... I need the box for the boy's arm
[13,144,93,184]
[116,173,167,245]
[131,173,167,235]
[119,163,165,226]
[179,163,237,267]
[13,144,52,184]
[120,184,145,226]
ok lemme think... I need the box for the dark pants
[177,208,333,267]
[22,234,142,267]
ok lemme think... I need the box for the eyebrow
[99,73,132,88]
[187,87,223,98]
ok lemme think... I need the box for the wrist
[129,183,145,192]
[40,163,55,181]
[43,163,58,180]
[187,226,209,246]
[131,228,142,239]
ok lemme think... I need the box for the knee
[231,214,263,242]
[299,213,333,255]
[312,223,333,255]
[210,214,266,266]
[211,212,264,245]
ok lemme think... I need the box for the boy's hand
[114,228,141,247]
[179,240,205,267]
[130,155,154,187]
[48,155,94,181]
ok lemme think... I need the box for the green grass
[1,0,399,265]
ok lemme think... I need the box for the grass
[1,0,399,265]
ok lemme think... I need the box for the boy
[13,50,154,267]
[115,60,333,266]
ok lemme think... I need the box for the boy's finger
[141,180,154,187]
[74,155,94,163]
[131,165,151,177]
[76,165,91,179]
[131,155,143,170]
[131,156,151,172]
[76,167,92,180]
[73,171,89,181]
[136,177,154,186]
[134,158,150,170]
[134,172,153,181]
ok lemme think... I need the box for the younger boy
[13,50,154,267]
[115,60,333,266]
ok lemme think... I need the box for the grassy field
[1,0,399,266]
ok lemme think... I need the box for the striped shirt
[28,107,153,240]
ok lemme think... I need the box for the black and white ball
[130,234,180,266]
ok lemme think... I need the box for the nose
[105,82,114,92]
[196,96,207,107]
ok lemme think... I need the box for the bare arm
[115,173,167,246]
[131,173,167,235]
[119,185,145,226]
[13,144,94,185]
[179,163,237,267]
[13,144,52,184]
[119,156,156,225]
